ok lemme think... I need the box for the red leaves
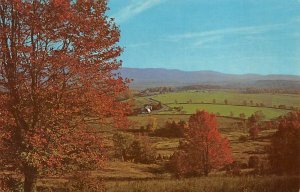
[171,111,233,177]
[0,0,128,179]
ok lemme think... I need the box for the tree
[249,125,260,140]
[112,132,134,161]
[239,113,246,119]
[224,99,228,105]
[269,111,300,175]
[250,100,254,106]
[147,116,158,132]
[0,1,129,191]
[170,111,233,177]
[129,136,156,164]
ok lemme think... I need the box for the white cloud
[166,24,283,48]
[193,35,223,48]
[113,0,165,23]
[168,24,282,42]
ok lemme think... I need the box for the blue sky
[108,0,300,75]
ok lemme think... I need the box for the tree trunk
[24,165,37,192]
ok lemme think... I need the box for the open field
[151,90,300,108]
[106,176,299,192]
[160,103,289,119]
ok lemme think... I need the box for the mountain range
[118,68,300,89]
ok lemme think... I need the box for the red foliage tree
[0,1,129,191]
[249,125,260,140]
[171,111,233,177]
[269,111,300,175]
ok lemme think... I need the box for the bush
[248,156,260,169]
[269,111,300,175]
[0,175,22,192]
[225,161,242,176]
[154,120,186,138]
[249,126,260,140]
[146,116,158,132]
[66,172,105,192]
[238,135,247,142]
[113,133,156,164]
[112,132,134,161]
[129,136,156,164]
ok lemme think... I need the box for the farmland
[7,90,300,191]
[150,90,300,108]
[159,103,288,119]
[144,90,296,120]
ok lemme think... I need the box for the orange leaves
[171,111,233,177]
[0,0,128,179]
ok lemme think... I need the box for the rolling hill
[118,68,300,89]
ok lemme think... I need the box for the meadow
[29,90,300,191]
[151,90,300,108]
[106,176,299,192]
[161,103,288,119]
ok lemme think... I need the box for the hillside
[118,68,300,88]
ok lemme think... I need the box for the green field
[151,90,300,108]
[161,103,289,119]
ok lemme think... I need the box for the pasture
[160,103,288,119]
[151,90,300,108]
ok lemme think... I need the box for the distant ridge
[117,67,300,89]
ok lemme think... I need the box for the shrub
[129,136,156,164]
[113,133,156,164]
[66,172,105,192]
[248,156,260,169]
[238,135,247,142]
[239,113,246,119]
[0,175,22,192]
[225,161,242,176]
[112,132,134,161]
[154,120,186,138]
[249,126,260,140]
[269,111,300,175]
[146,116,158,132]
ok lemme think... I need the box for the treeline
[138,85,222,96]
[241,87,300,94]
[138,85,300,97]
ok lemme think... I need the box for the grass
[128,115,241,130]
[161,103,289,119]
[151,90,300,108]
[106,176,300,192]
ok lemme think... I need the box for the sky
[108,0,300,75]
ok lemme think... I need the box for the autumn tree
[0,1,129,191]
[170,111,233,177]
[249,125,260,140]
[269,111,300,175]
